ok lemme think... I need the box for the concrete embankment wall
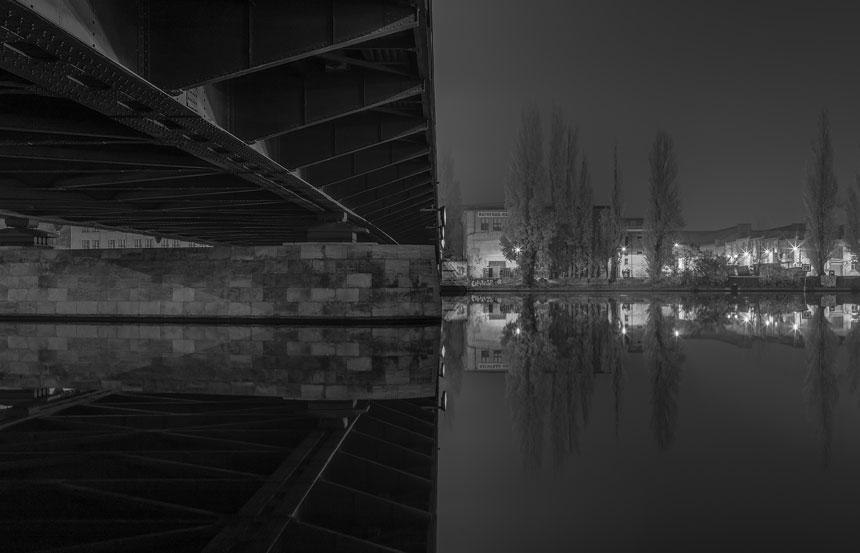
[0,322,439,400]
[0,243,440,319]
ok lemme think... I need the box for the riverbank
[443,275,860,296]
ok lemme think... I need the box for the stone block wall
[0,243,440,319]
[0,322,439,400]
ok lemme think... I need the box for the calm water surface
[439,294,860,553]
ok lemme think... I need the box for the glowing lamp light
[621,246,627,252]
[793,323,799,331]
[439,390,448,412]
[621,327,627,335]
[674,243,680,248]
[673,329,680,337]
[514,246,521,254]
[516,327,521,335]
[439,362,446,378]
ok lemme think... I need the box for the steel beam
[269,111,427,170]
[325,160,431,199]
[304,140,429,187]
[146,0,418,90]
[229,67,422,141]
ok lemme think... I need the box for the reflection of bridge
[0,1,437,245]
[1,391,438,552]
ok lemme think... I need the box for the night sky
[433,1,860,230]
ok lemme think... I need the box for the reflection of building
[61,225,206,249]
[461,205,517,280]
[465,301,518,371]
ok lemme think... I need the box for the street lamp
[514,246,521,254]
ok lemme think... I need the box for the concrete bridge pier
[0,243,441,321]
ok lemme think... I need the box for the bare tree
[547,107,578,278]
[644,130,684,282]
[844,176,860,259]
[572,156,594,276]
[608,143,625,279]
[503,106,554,285]
[803,110,838,276]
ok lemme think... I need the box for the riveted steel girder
[270,111,427,170]
[145,0,418,90]
[228,67,423,142]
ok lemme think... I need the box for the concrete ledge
[0,243,441,319]
[0,314,441,326]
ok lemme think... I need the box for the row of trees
[499,106,859,283]
[502,106,684,284]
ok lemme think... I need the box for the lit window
[145,239,153,248]
[173,239,181,247]
[161,240,170,247]
[134,239,142,248]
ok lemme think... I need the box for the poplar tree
[644,130,684,282]
[803,110,838,276]
[503,106,553,285]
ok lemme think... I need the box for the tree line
[502,106,684,284]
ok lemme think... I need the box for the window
[493,350,503,363]
[92,240,100,248]
[107,240,116,248]
[481,350,490,362]
[480,217,489,231]
[118,239,126,248]
[81,240,89,249]
[492,218,503,231]
[145,239,153,248]
[134,239,142,248]
[173,239,181,247]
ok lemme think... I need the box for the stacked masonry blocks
[0,323,439,400]
[0,243,441,318]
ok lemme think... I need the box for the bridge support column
[0,243,440,321]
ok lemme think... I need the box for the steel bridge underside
[0,0,438,245]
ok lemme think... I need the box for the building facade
[461,205,518,282]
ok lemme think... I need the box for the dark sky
[433,1,860,229]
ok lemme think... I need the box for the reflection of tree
[803,307,839,468]
[643,302,684,451]
[502,296,548,469]
[503,297,624,469]
[608,300,626,438]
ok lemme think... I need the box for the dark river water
[6,293,860,551]
[438,294,860,553]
